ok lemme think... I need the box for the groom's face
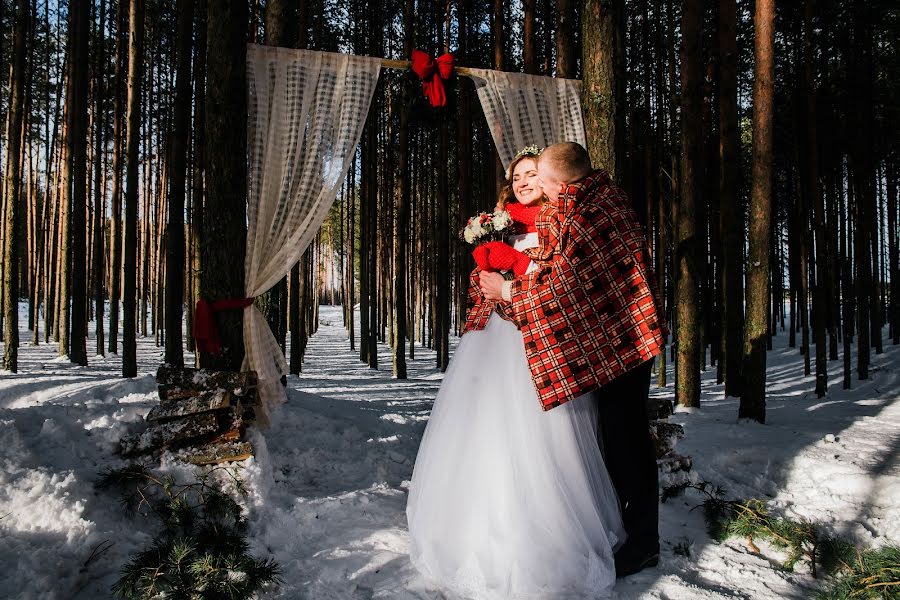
[537,161,566,203]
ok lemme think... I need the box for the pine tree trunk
[65,0,88,365]
[582,0,619,178]
[164,0,193,367]
[289,261,301,372]
[523,0,537,74]
[804,0,827,397]
[189,0,207,363]
[199,0,248,371]
[108,0,126,355]
[674,0,702,408]
[253,0,296,358]
[888,159,899,345]
[718,0,742,397]
[556,0,575,77]
[492,0,504,71]
[392,0,412,379]
[851,1,873,380]
[740,0,775,423]
[122,0,144,377]
[2,0,28,372]
[91,0,107,357]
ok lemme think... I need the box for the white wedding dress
[406,232,625,599]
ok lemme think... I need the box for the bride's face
[512,158,543,206]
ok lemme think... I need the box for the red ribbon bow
[411,49,455,108]
[192,297,255,355]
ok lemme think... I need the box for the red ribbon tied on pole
[193,297,255,355]
[411,49,455,108]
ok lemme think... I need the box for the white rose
[492,210,512,230]
[464,228,476,244]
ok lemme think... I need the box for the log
[173,441,254,465]
[155,366,258,396]
[649,421,685,458]
[647,396,674,420]
[657,453,693,473]
[148,389,237,420]
[120,413,219,455]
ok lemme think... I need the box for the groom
[480,142,667,577]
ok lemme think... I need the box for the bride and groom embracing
[406,142,668,599]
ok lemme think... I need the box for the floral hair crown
[515,145,543,159]
[505,145,543,179]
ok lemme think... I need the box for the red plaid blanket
[505,170,667,410]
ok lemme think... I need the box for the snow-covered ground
[1,302,898,599]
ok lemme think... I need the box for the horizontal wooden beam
[379,58,476,77]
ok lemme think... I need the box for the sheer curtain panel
[465,68,586,169]
[244,44,381,417]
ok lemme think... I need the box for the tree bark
[200,0,248,371]
[189,0,208,363]
[492,0,504,71]
[108,0,127,355]
[803,0,827,397]
[66,0,89,366]
[123,0,145,377]
[582,0,621,178]
[850,0,873,380]
[718,0,742,397]
[556,0,575,77]
[740,0,775,423]
[393,0,413,379]
[165,0,194,367]
[2,0,28,372]
[523,0,537,74]
[675,0,703,408]
[888,159,899,345]
[91,0,108,357]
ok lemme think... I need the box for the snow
[1,301,898,599]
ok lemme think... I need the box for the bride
[406,148,625,599]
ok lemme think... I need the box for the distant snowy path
[1,303,898,599]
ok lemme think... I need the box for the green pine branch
[668,479,899,598]
[97,464,282,599]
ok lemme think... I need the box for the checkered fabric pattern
[507,170,667,411]
[461,269,516,334]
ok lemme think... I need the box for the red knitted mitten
[484,241,532,276]
[472,244,492,271]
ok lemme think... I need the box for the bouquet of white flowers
[459,209,513,246]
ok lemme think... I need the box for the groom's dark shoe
[614,543,660,578]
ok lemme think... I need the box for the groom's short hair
[538,142,593,183]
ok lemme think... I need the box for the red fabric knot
[192,297,254,355]
[505,201,541,234]
[411,49,455,107]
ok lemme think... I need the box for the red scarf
[505,201,541,234]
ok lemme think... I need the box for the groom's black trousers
[594,359,658,552]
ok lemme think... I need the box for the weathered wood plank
[647,396,674,420]
[155,366,258,395]
[120,413,219,455]
[173,441,254,465]
[657,453,693,473]
[148,389,236,420]
[649,421,685,458]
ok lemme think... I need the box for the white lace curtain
[244,44,381,416]
[465,68,586,169]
